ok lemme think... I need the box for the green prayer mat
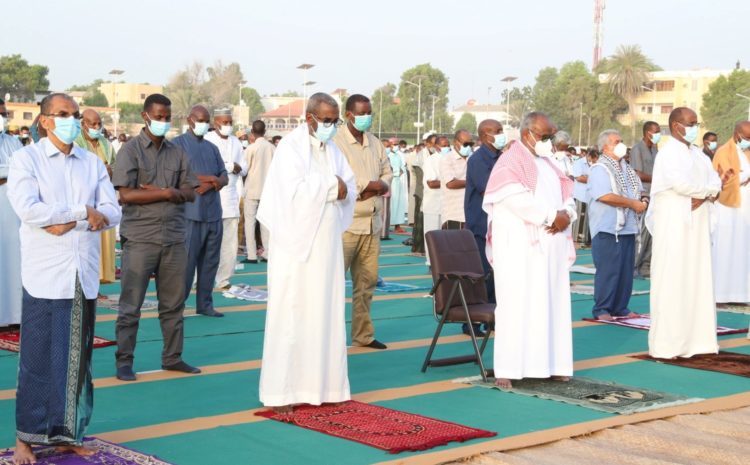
[455,376,702,415]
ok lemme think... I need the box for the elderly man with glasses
[257,92,357,413]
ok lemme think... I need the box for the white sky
[9,0,748,109]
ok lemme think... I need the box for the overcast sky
[9,0,747,109]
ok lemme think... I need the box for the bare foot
[13,439,36,464]
[272,405,293,414]
[596,314,614,321]
[494,378,512,389]
[625,312,639,318]
[394,226,405,233]
[551,375,571,382]
[55,445,96,457]
[716,303,729,309]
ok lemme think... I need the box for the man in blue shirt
[463,119,504,335]
[587,130,647,320]
[173,105,228,317]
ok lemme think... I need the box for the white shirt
[439,149,468,222]
[422,152,443,215]
[205,131,248,218]
[7,138,121,300]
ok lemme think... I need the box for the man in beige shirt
[439,129,473,229]
[243,120,275,262]
[333,94,392,349]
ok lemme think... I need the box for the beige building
[98,82,163,107]
[5,101,119,132]
[450,100,512,132]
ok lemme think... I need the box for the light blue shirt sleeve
[572,158,587,177]
[587,165,613,203]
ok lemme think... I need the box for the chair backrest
[425,229,488,314]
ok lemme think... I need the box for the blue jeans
[591,233,635,318]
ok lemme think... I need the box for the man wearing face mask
[587,130,646,321]
[380,139,393,240]
[483,112,576,389]
[703,132,718,160]
[631,121,660,278]
[173,105,228,318]
[712,121,750,307]
[205,109,248,289]
[388,138,408,232]
[646,107,733,359]
[333,94,392,350]
[422,136,448,267]
[75,109,118,289]
[7,93,120,463]
[0,98,23,329]
[243,120,275,263]
[439,130,473,230]
[257,92,356,412]
[112,93,201,381]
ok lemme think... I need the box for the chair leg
[458,284,488,383]
[479,327,491,355]
[421,282,458,373]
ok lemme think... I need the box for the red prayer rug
[631,351,750,378]
[256,400,496,453]
[0,437,174,464]
[0,329,116,353]
[582,314,748,335]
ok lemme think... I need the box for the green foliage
[454,112,478,133]
[241,87,265,121]
[117,102,144,124]
[701,70,750,141]
[82,89,109,107]
[0,54,50,102]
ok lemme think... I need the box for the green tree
[701,70,750,141]
[501,86,533,125]
[82,89,109,107]
[454,112,477,133]
[395,64,451,134]
[164,62,209,126]
[371,83,400,136]
[241,87,266,121]
[0,54,50,102]
[204,61,244,106]
[117,102,144,124]
[601,44,660,141]
[531,67,560,114]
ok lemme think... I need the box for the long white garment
[389,151,407,225]
[215,217,239,288]
[487,159,574,380]
[257,124,356,406]
[0,133,23,325]
[646,138,721,358]
[204,131,248,219]
[712,146,750,303]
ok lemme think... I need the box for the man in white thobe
[0,99,23,327]
[422,136,449,266]
[646,107,729,359]
[257,93,356,412]
[483,112,576,389]
[711,121,750,306]
[205,108,248,289]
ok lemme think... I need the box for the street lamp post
[404,75,426,142]
[578,102,584,147]
[737,93,750,121]
[378,89,384,139]
[109,69,124,137]
[430,95,439,132]
[297,63,315,118]
[238,80,246,106]
[501,76,517,127]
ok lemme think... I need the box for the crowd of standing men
[0,88,749,463]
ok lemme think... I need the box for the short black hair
[143,93,171,112]
[272,135,282,142]
[426,134,437,144]
[345,94,370,112]
[0,98,4,105]
[668,107,691,130]
[642,121,659,135]
[251,120,266,136]
[399,140,407,146]
[566,146,576,154]
[703,131,717,141]
[20,126,29,131]
[40,92,75,114]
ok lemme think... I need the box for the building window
[647,106,653,114]
[7,111,13,119]
[140,93,146,100]
[655,80,675,92]
[661,105,673,114]
[23,112,33,120]
[691,80,698,91]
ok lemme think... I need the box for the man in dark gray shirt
[173,105,228,318]
[112,94,201,381]
[630,120,660,278]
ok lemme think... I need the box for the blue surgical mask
[708,141,717,151]
[30,122,40,142]
[491,134,507,150]
[459,145,472,157]
[0,115,5,133]
[147,115,171,137]
[650,132,661,144]
[314,122,337,143]
[192,121,209,137]
[87,127,102,139]
[440,147,451,155]
[739,138,750,150]
[352,115,372,132]
[680,123,699,144]
[52,116,81,144]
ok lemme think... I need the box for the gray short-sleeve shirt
[112,129,199,245]
[630,139,658,193]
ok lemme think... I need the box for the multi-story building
[450,100,511,132]
[98,82,164,107]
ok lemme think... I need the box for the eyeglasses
[677,121,701,129]
[44,112,81,120]
[530,130,555,142]
[311,114,343,128]
[461,141,475,148]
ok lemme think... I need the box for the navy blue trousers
[591,233,635,318]
[185,219,223,314]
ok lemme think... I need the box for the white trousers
[243,198,270,260]
[423,212,441,266]
[216,217,239,288]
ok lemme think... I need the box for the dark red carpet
[256,400,496,454]
[0,329,116,353]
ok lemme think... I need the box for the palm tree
[602,45,659,142]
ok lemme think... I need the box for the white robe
[485,157,575,380]
[712,146,750,303]
[0,134,23,326]
[257,124,356,406]
[646,138,721,358]
[389,151,407,225]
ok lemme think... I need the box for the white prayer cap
[213,107,233,116]
[422,131,435,141]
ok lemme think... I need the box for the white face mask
[0,115,5,133]
[529,133,554,157]
[219,125,232,137]
[613,142,627,159]
[241,140,249,148]
[192,121,209,137]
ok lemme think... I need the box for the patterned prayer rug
[98,294,159,312]
[0,330,115,353]
[570,284,648,296]
[256,400,496,453]
[716,304,750,315]
[631,352,750,378]
[0,437,174,464]
[570,265,596,275]
[455,376,701,414]
[582,314,748,335]
[346,280,431,293]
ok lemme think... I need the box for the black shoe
[462,323,486,338]
[116,365,136,381]
[242,259,258,264]
[365,340,388,350]
[197,309,224,318]
[162,361,202,374]
[260,258,268,263]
